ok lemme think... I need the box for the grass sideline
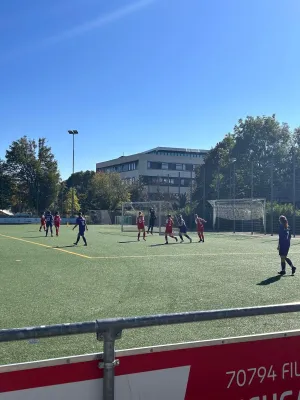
[1,224,300,365]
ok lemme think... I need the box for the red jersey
[41,216,46,225]
[196,217,205,231]
[165,218,173,233]
[137,216,145,227]
[54,215,61,226]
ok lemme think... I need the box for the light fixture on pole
[68,130,79,218]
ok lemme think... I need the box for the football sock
[286,258,294,267]
[179,234,183,241]
[281,261,286,271]
[138,233,140,240]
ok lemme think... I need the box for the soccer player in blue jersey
[278,215,296,276]
[45,211,54,237]
[73,212,88,246]
[178,215,192,243]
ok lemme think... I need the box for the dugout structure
[118,201,173,234]
[208,198,266,234]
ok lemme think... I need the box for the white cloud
[45,0,157,45]
[1,0,157,62]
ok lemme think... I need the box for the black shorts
[279,247,290,257]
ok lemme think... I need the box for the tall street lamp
[68,130,78,217]
[231,158,237,233]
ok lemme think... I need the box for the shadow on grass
[53,245,76,248]
[257,275,282,286]
[150,242,178,247]
[118,241,138,244]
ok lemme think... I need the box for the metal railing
[1,303,300,400]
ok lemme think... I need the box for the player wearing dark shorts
[73,212,88,246]
[45,211,54,237]
[147,208,156,235]
[178,215,192,243]
[278,215,296,276]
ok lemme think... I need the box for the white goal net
[118,201,173,234]
[208,198,266,234]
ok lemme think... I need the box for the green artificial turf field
[1,224,300,365]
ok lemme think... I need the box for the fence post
[97,327,121,400]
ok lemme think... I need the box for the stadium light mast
[249,150,254,235]
[68,130,78,217]
[231,158,237,233]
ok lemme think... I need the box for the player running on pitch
[195,214,206,242]
[278,215,296,276]
[165,214,178,244]
[39,213,46,232]
[73,212,88,246]
[137,211,146,241]
[54,212,61,236]
[178,215,192,243]
[45,211,54,237]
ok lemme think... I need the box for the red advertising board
[1,330,300,399]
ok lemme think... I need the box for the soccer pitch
[1,224,300,366]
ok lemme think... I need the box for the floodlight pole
[202,164,206,219]
[231,158,237,234]
[270,157,274,236]
[251,159,254,235]
[68,130,78,218]
[293,148,296,238]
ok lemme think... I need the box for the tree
[128,178,148,202]
[5,137,60,213]
[65,171,95,211]
[0,160,15,210]
[63,188,81,216]
[89,172,130,210]
[194,115,294,205]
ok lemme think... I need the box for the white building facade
[96,147,208,198]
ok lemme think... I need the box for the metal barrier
[1,302,300,400]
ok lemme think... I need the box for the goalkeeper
[147,208,156,234]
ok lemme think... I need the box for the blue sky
[1,0,300,179]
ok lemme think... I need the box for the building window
[162,163,168,170]
[181,179,185,186]
[176,163,183,171]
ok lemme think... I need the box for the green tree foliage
[128,178,148,202]
[0,160,15,210]
[89,172,130,210]
[65,171,95,211]
[5,137,60,213]
[63,188,81,216]
[195,115,300,208]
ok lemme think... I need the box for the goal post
[208,198,266,234]
[118,201,173,235]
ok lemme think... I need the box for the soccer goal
[118,201,173,234]
[208,198,266,234]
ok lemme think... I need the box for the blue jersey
[178,218,187,233]
[76,216,86,233]
[46,214,53,225]
[279,225,291,247]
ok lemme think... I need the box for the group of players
[39,211,88,246]
[38,208,297,275]
[136,208,206,244]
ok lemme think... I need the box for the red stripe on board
[2,335,300,396]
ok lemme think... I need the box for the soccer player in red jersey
[54,212,61,236]
[165,214,178,244]
[195,214,207,242]
[39,213,46,232]
[137,211,146,241]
